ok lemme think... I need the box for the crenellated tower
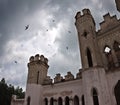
[27,54,49,85]
[75,9,103,69]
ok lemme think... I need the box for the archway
[58,97,63,105]
[27,96,31,105]
[50,97,54,105]
[44,98,48,105]
[74,95,79,105]
[65,96,70,105]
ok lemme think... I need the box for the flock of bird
[14,19,71,64]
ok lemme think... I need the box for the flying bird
[66,46,69,50]
[68,31,71,33]
[14,61,17,64]
[25,25,29,30]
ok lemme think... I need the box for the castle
[11,2,120,105]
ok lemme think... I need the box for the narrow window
[114,80,120,105]
[58,97,63,105]
[74,95,79,105]
[65,96,70,105]
[44,98,48,105]
[87,48,93,67]
[37,71,39,84]
[50,97,54,105]
[92,88,99,105]
[27,96,31,105]
[82,95,85,105]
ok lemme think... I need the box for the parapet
[76,69,82,79]
[75,8,95,26]
[29,54,48,63]
[64,72,74,81]
[54,73,63,83]
[98,13,120,34]
[42,76,52,85]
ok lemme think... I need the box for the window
[27,96,31,105]
[65,96,70,105]
[87,48,93,67]
[82,95,85,105]
[44,98,48,105]
[50,98,54,105]
[74,95,79,105]
[92,88,99,105]
[114,80,120,105]
[37,71,39,84]
[58,97,63,105]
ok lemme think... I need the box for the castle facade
[11,7,120,105]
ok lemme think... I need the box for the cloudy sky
[0,0,119,90]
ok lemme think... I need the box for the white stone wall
[24,84,43,105]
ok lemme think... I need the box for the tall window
[74,95,79,105]
[114,80,120,105]
[65,96,70,105]
[92,88,99,105]
[82,95,85,105]
[44,98,48,105]
[27,96,31,105]
[58,97,63,105]
[50,97,54,105]
[87,48,93,67]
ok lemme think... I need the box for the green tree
[0,78,25,105]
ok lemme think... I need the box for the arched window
[81,95,85,105]
[27,96,31,105]
[92,88,99,105]
[58,97,63,105]
[74,95,79,105]
[65,96,70,105]
[114,80,120,105]
[50,97,54,105]
[44,98,48,105]
[86,48,93,67]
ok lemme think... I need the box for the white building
[11,8,120,105]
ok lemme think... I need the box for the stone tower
[27,54,49,84]
[75,9,102,69]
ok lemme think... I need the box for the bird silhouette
[25,25,29,30]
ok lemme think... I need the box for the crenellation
[82,8,91,15]
[42,76,52,85]
[98,13,120,34]
[54,73,63,83]
[29,56,34,62]
[28,54,48,65]
[76,69,82,79]
[65,72,74,81]
[34,54,40,61]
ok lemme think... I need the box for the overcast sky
[0,0,119,90]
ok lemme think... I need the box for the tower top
[75,8,95,26]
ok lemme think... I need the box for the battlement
[75,9,91,19]
[75,8,95,26]
[28,54,48,66]
[43,70,83,85]
[98,13,120,34]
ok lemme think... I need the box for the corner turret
[27,54,49,85]
[75,8,103,69]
